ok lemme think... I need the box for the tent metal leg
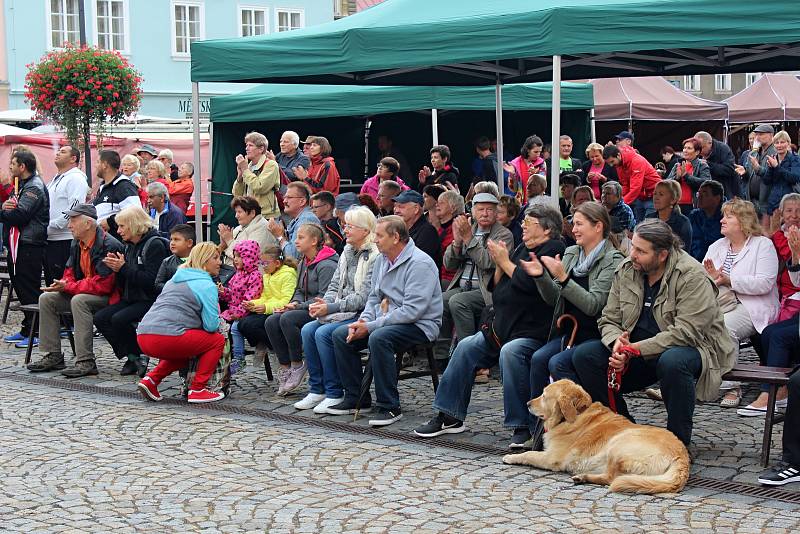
[207,121,214,241]
[550,55,561,208]
[590,108,596,143]
[191,82,203,239]
[495,78,504,193]
[431,108,439,146]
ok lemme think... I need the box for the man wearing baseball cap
[742,124,777,218]
[29,203,125,377]
[393,190,440,267]
[440,192,513,359]
[614,131,634,149]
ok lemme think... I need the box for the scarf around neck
[571,239,607,278]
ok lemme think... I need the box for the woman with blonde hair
[581,142,618,198]
[763,130,800,217]
[645,180,692,251]
[136,242,227,403]
[120,154,142,183]
[93,206,171,378]
[296,206,380,412]
[703,198,780,408]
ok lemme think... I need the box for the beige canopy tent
[725,73,800,123]
[590,77,729,162]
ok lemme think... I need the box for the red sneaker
[187,389,225,403]
[138,376,162,401]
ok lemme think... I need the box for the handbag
[478,306,501,354]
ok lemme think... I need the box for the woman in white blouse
[703,198,780,407]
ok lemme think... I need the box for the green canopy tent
[187,0,800,233]
[209,82,594,229]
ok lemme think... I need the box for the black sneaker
[325,397,371,415]
[120,359,138,376]
[369,407,403,427]
[758,462,800,486]
[135,356,149,379]
[413,412,465,437]
[508,428,532,449]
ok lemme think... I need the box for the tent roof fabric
[591,77,728,122]
[209,82,594,123]
[725,74,800,123]
[191,0,800,85]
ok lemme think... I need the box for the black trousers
[44,239,72,286]
[265,310,314,365]
[9,244,45,336]
[237,313,270,346]
[784,371,800,465]
[93,300,152,359]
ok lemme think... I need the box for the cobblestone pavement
[3,374,800,533]
[0,312,800,532]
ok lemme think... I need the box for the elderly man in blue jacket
[147,182,186,238]
[328,215,442,426]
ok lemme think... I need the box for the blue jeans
[572,340,702,446]
[630,198,653,225]
[433,333,541,423]
[333,323,429,410]
[301,318,357,398]
[761,315,800,391]
[530,336,582,390]
[230,320,245,359]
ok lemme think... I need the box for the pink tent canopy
[591,77,729,122]
[725,73,800,123]
[0,134,210,201]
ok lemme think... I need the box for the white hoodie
[47,166,90,241]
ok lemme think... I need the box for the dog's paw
[571,474,587,485]
[502,454,520,465]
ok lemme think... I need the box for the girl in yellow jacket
[237,246,298,372]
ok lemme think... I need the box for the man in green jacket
[572,219,736,446]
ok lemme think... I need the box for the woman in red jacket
[295,136,340,195]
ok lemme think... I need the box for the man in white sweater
[45,146,89,285]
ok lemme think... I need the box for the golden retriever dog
[502,379,690,494]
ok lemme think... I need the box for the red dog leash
[607,345,640,413]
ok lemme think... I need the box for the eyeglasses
[283,196,305,200]
[344,224,366,231]
[523,217,541,227]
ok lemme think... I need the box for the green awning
[210,82,594,123]
[191,0,800,85]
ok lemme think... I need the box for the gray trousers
[39,292,109,363]
[437,287,486,360]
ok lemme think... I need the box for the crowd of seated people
[10,123,800,485]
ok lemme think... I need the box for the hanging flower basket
[24,44,143,148]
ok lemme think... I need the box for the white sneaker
[314,396,345,414]
[294,392,326,410]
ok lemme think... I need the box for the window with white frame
[96,0,127,52]
[172,1,205,56]
[714,74,731,92]
[684,75,701,92]
[746,72,762,87]
[240,6,268,37]
[48,0,81,48]
[276,9,304,32]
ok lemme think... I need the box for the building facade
[0,0,334,119]
[663,73,764,101]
